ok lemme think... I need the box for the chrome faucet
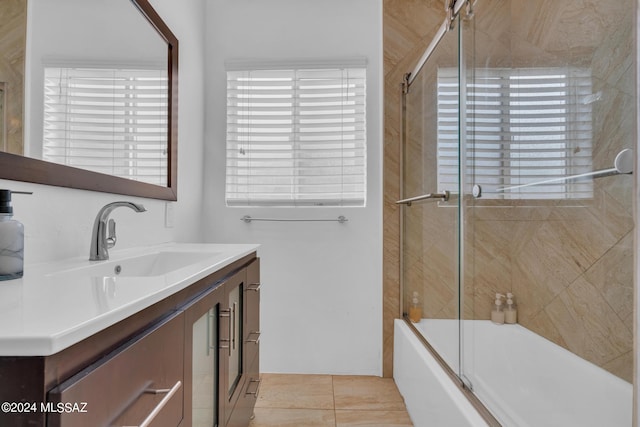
[89,201,146,261]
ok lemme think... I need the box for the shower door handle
[396,191,450,206]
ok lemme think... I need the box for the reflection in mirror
[0,0,26,156]
[0,83,5,151]
[39,67,168,185]
[26,0,169,186]
[0,0,178,200]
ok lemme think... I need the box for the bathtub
[394,319,633,427]
[394,320,488,427]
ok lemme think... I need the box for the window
[43,67,168,185]
[437,67,593,199]
[225,66,366,206]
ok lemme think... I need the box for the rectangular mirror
[0,0,178,200]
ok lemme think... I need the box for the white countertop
[0,243,259,356]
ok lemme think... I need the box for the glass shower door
[459,0,635,425]
[401,16,462,376]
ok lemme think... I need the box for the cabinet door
[222,269,246,424]
[184,283,225,427]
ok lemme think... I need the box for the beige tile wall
[383,0,447,377]
[0,0,26,155]
[383,0,635,381]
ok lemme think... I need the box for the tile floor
[248,374,414,427]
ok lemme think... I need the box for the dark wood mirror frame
[0,0,179,200]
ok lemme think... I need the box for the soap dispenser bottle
[409,291,422,323]
[491,293,505,325]
[505,292,517,324]
[0,190,29,281]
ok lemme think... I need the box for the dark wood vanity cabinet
[185,259,260,427]
[0,253,260,427]
[184,257,261,427]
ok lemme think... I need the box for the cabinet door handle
[231,302,237,351]
[219,308,231,352]
[246,331,261,345]
[247,283,261,292]
[206,310,214,356]
[121,380,182,427]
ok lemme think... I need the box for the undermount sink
[47,251,221,280]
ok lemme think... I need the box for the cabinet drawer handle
[245,378,261,398]
[246,331,261,345]
[247,283,261,292]
[122,380,182,427]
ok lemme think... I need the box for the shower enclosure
[399,0,636,425]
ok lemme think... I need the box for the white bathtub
[394,320,488,427]
[394,318,633,427]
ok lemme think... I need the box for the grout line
[331,375,337,427]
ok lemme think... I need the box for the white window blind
[225,67,366,207]
[43,67,168,185]
[437,67,593,199]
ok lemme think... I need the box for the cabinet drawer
[48,312,184,427]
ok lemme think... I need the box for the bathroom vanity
[0,243,260,427]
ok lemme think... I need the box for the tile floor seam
[331,375,337,427]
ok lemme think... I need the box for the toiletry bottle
[505,292,517,324]
[491,293,505,325]
[0,190,26,280]
[409,291,422,323]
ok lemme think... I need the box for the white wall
[2,0,206,264]
[4,0,384,377]
[204,0,383,375]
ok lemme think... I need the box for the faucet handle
[107,219,117,249]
